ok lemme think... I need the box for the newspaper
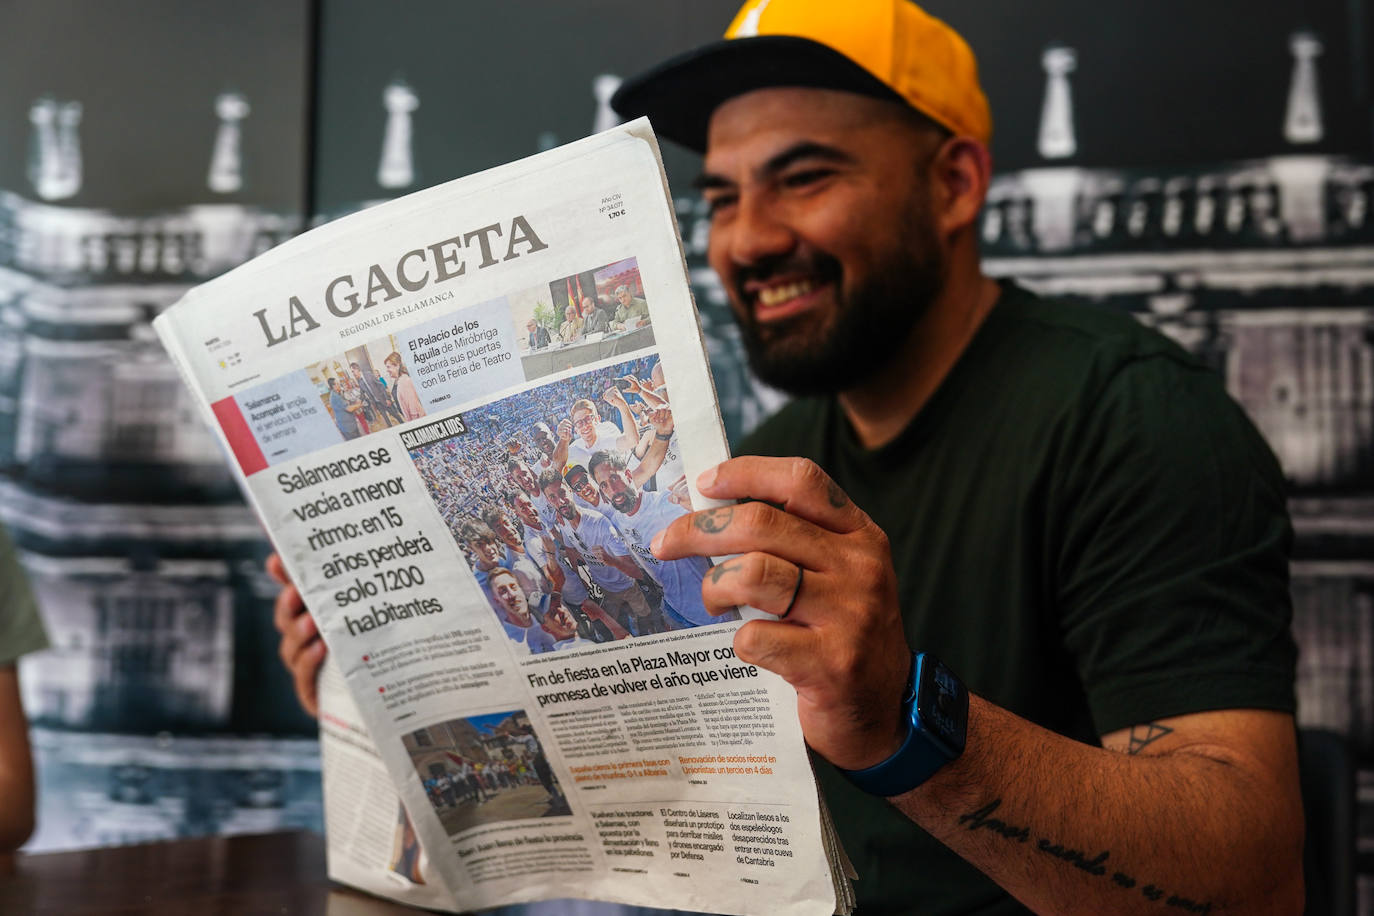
[153,121,854,916]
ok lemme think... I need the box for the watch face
[916,658,968,757]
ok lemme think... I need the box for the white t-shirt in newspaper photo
[567,419,637,472]
[523,523,591,606]
[609,488,718,627]
[556,507,636,592]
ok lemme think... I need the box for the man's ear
[931,137,992,239]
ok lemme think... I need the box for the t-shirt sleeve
[0,526,47,667]
[1051,356,1296,735]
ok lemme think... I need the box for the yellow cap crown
[724,0,991,143]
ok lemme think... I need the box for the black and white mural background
[3,0,1373,902]
[0,0,320,850]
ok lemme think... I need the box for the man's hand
[603,386,629,410]
[267,553,326,717]
[543,553,567,593]
[557,418,574,445]
[648,406,674,438]
[651,456,911,770]
[668,478,691,508]
[0,665,36,861]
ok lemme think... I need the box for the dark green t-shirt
[737,282,1296,915]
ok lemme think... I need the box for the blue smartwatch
[837,652,968,797]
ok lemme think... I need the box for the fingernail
[696,467,717,491]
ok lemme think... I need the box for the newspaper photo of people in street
[406,355,737,655]
[306,336,424,440]
[401,711,569,835]
[510,256,657,380]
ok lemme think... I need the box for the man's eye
[781,168,833,188]
[704,194,737,216]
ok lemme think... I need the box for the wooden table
[0,831,419,915]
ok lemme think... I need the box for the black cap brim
[610,35,906,153]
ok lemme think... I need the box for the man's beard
[732,217,944,397]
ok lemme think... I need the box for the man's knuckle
[737,500,769,530]
[849,551,886,584]
[867,525,891,553]
[733,621,766,663]
[791,457,825,489]
[758,554,791,590]
[736,554,768,591]
[832,643,865,682]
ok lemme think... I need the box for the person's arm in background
[552,419,573,471]
[628,407,674,487]
[0,523,47,870]
[603,387,639,453]
[0,664,36,868]
[596,546,647,583]
[620,374,667,409]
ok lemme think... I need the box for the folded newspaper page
[153,121,853,916]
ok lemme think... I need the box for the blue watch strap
[836,653,965,797]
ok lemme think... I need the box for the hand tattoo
[708,559,742,584]
[826,479,849,509]
[693,507,734,534]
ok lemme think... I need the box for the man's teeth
[757,280,814,307]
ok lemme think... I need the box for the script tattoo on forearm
[956,799,1214,914]
[693,506,734,534]
[1126,723,1174,755]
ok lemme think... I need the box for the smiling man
[609,0,1303,913]
[271,1,1303,911]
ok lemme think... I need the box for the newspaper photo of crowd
[406,354,737,655]
[305,336,425,441]
[401,711,569,835]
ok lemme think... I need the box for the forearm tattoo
[1126,723,1174,755]
[956,799,1213,913]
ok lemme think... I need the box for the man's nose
[727,193,796,267]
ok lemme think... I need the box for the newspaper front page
[153,122,850,916]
